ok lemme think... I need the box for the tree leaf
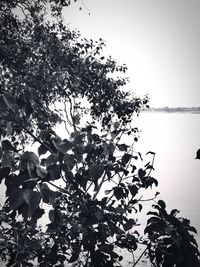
[47,164,61,181]
[147,216,162,225]
[49,209,63,226]
[72,133,85,145]
[116,144,129,152]
[6,122,13,136]
[36,166,48,179]
[40,183,57,204]
[89,164,104,180]
[145,165,154,171]
[21,171,38,190]
[111,130,119,139]
[139,203,142,212]
[121,153,132,166]
[64,154,76,170]
[144,222,163,235]
[113,121,120,130]
[188,226,197,234]
[158,200,166,210]
[56,139,72,153]
[23,189,32,204]
[16,96,26,109]
[113,187,124,200]
[38,144,48,156]
[18,202,29,220]
[31,208,45,225]
[9,188,24,210]
[147,211,159,217]
[21,151,39,167]
[95,211,104,221]
[108,221,124,235]
[123,219,136,231]
[128,185,138,198]
[5,173,22,196]
[25,102,33,119]
[49,209,55,223]
[28,87,38,99]
[148,177,158,187]
[138,168,146,179]
[46,154,58,165]
[98,243,114,253]
[105,189,112,195]
[28,191,41,218]
[68,251,79,263]
[0,167,10,183]
[72,114,80,125]
[170,209,179,217]
[0,147,3,159]
[3,93,19,113]
[64,169,74,180]
[146,151,156,155]
[1,140,17,152]
[195,149,200,159]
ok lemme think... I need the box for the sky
[63,0,200,107]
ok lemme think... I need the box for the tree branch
[16,120,56,155]
[47,181,68,193]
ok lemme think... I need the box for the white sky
[63,0,200,107]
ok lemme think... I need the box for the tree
[0,1,199,266]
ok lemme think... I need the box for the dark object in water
[195,149,200,159]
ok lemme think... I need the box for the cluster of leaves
[0,118,158,266]
[145,200,200,266]
[0,1,199,267]
[0,0,147,136]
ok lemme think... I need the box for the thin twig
[132,246,148,267]
[92,172,106,200]
[47,181,67,193]
[138,196,157,202]
[64,101,73,128]
[68,96,77,132]
[80,0,91,12]
[85,181,93,194]
[17,4,26,17]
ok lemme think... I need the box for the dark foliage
[145,201,200,266]
[0,1,199,266]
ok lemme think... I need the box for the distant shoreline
[142,107,200,114]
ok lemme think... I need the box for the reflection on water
[134,112,200,244]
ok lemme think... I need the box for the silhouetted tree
[0,1,199,266]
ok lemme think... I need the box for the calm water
[134,112,200,245]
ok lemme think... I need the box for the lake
[134,111,200,245]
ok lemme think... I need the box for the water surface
[135,112,200,244]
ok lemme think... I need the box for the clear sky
[63,0,200,107]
